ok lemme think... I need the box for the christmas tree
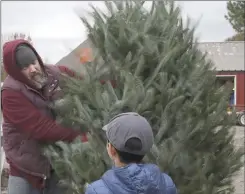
[44,1,244,194]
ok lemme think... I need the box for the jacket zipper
[42,174,47,188]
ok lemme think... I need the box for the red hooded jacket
[1,39,87,188]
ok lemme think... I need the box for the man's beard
[31,72,48,89]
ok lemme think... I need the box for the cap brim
[102,124,108,131]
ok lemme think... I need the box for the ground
[231,126,244,194]
[1,126,244,193]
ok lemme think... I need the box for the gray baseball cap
[102,112,154,155]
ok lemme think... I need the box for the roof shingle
[56,40,244,72]
[197,42,244,71]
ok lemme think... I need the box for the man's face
[21,60,47,89]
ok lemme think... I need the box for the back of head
[103,112,154,163]
[116,137,145,163]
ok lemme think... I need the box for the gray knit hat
[16,45,37,69]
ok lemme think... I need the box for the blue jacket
[85,163,177,194]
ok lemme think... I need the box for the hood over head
[102,164,166,194]
[3,39,45,87]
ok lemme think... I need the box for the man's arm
[2,89,80,142]
[58,65,117,88]
[58,65,82,79]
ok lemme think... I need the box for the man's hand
[80,133,88,142]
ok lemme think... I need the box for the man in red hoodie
[1,39,86,194]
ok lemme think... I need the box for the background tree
[225,1,245,41]
[225,32,244,41]
[1,33,32,82]
[44,1,244,194]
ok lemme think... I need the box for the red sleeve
[58,65,117,88]
[58,65,75,77]
[100,80,117,88]
[58,65,83,80]
[2,90,80,142]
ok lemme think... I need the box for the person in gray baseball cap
[85,112,177,194]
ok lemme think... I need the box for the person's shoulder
[162,173,175,187]
[1,75,24,92]
[85,179,110,194]
[162,173,178,194]
[85,168,115,194]
[143,164,177,193]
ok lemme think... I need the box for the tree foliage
[44,1,244,194]
[225,1,245,41]
[225,32,244,41]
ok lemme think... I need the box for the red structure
[198,42,244,126]
[216,71,245,112]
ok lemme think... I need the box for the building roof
[55,39,93,74]
[56,40,244,71]
[197,42,244,71]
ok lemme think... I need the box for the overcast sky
[1,1,235,64]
